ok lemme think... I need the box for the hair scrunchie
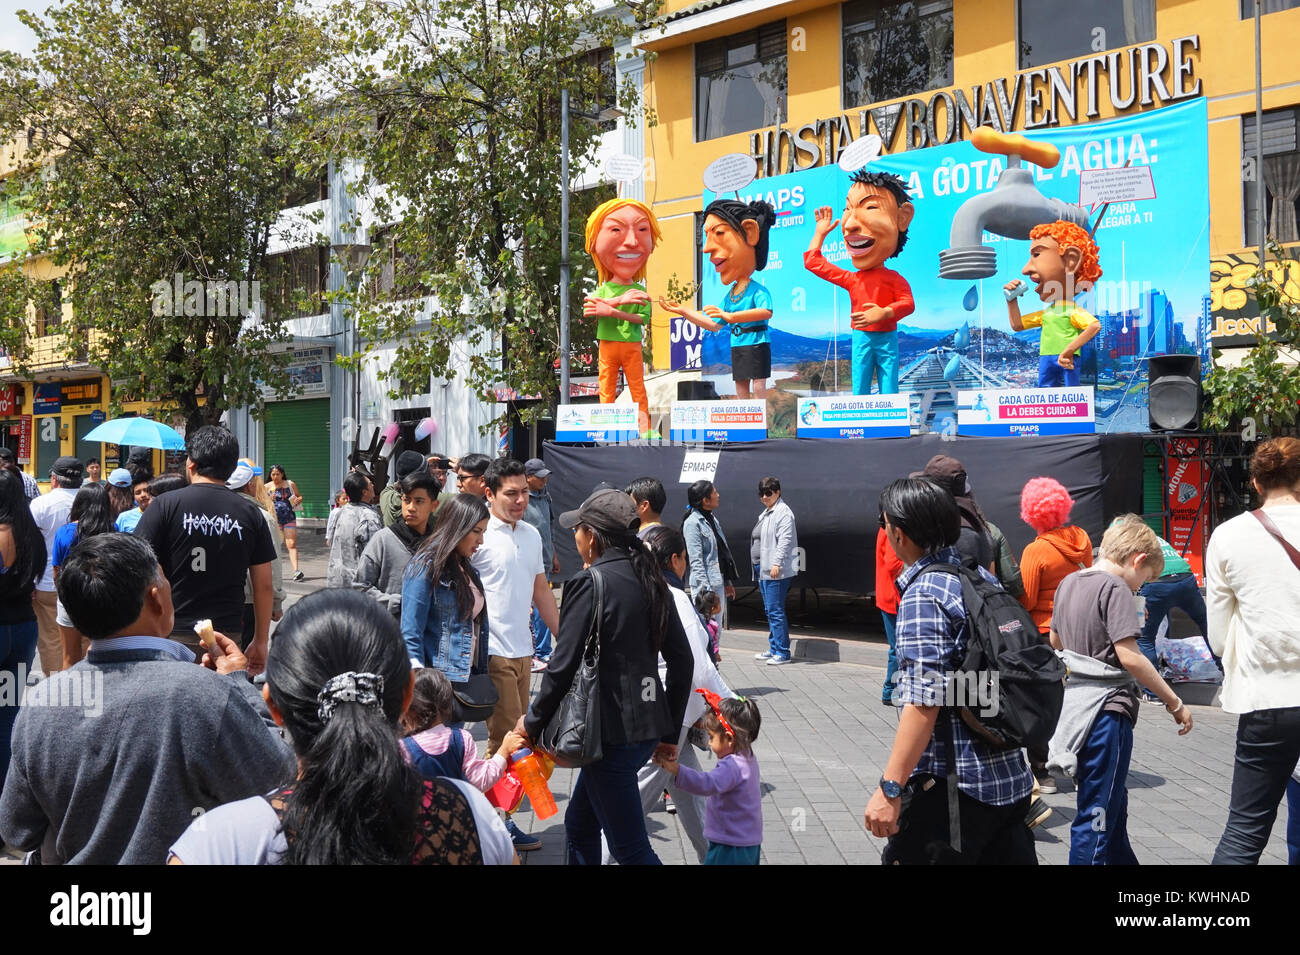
[317,671,386,725]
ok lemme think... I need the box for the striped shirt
[894,548,1033,807]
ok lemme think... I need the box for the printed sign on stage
[1165,437,1207,581]
[555,404,640,443]
[795,394,910,439]
[670,401,767,443]
[957,387,1095,437]
[679,450,720,483]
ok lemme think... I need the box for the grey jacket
[327,504,382,589]
[750,499,798,581]
[0,649,293,864]
[1047,649,1138,779]
[683,509,724,598]
[244,509,285,614]
[353,523,427,617]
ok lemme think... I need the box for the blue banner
[679,98,1210,435]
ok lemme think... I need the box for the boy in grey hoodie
[354,471,439,616]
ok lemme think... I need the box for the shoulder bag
[536,567,604,768]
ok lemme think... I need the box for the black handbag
[451,600,498,724]
[537,567,604,768]
[450,673,498,725]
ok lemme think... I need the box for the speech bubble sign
[838,134,882,172]
[1079,166,1156,215]
[604,153,643,183]
[702,153,757,194]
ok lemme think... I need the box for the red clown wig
[1028,221,1102,286]
[1020,477,1075,535]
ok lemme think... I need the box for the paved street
[4,526,1290,865]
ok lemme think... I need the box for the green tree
[1203,244,1300,435]
[320,0,647,427]
[0,0,332,429]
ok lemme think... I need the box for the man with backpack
[865,477,1043,864]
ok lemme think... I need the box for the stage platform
[544,433,1144,597]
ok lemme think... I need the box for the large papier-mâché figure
[1005,220,1102,388]
[659,199,777,399]
[804,170,915,396]
[584,198,661,431]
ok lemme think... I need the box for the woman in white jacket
[1205,437,1300,865]
[751,476,798,666]
[600,525,734,864]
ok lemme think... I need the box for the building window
[695,21,787,142]
[33,280,61,337]
[572,47,619,133]
[1018,0,1155,69]
[281,166,328,209]
[264,245,328,320]
[1240,0,1300,16]
[842,1,953,110]
[368,226,432,302]
[1243,108,1300,246]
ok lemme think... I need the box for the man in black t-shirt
[134,426,276,673]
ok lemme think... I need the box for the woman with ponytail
[520,487,693,865]
[168,589,514,864]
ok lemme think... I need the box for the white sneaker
[766,655,792,666]
[754,651,772,661]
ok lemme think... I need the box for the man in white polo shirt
[472,457,560,850]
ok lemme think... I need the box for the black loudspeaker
[1148,355,1202,431]
[678,380,720,401]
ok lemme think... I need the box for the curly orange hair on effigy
[1028,221,1102,286]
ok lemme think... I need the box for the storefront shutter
[262,397,331,520]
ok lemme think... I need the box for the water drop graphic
[962,285,979,311]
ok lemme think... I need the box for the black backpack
[915,563,1066,751]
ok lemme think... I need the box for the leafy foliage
[319,0,646,428]
[1203,243,1300,435]
[0,0,331,429]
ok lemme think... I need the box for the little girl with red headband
[654,690,763,865]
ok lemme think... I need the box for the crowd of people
[0,424,1296,867]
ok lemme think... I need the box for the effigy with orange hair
[1004,218,1104,389]
[582,198,662,434]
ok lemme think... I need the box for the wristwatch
[878,776,904,800]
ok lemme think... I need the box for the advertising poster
[671,98,1210,437]
[669,401,767,443]
[555,404,639,443]
[1165,437,1207,580]
[957,387,1095,437]
[795,394,910,438]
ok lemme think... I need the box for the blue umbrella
[83,417,186,450]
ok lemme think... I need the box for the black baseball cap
[524,458,551,479]
[394,450,428,481]
[51,456,85,481]
[559,486,639,535]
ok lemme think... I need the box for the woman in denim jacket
[401,494,490,679]
[681,480,738,621]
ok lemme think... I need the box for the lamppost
[558,89,623,404]
[332,240,372,457]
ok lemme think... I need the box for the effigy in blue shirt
[721,280,773,348]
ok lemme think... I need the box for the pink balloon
[380,422,400,447]
[414,417,438,442]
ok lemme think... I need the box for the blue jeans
[758,570,792,660]
[881,611,898,703]
[1037,354,1080,387]
[1070,712,1139,865]
[1137,573,1210,669]
[565,739,661,865]
[0,619,38,802]
[530,604,552,659]
[1212,707,1300,865]
[852,329,898,395]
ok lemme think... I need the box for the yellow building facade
[1,136,177,488]
[637,0,1300,365]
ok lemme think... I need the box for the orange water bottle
[510,747,558,820]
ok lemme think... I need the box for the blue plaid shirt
[893,548,1033,807]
